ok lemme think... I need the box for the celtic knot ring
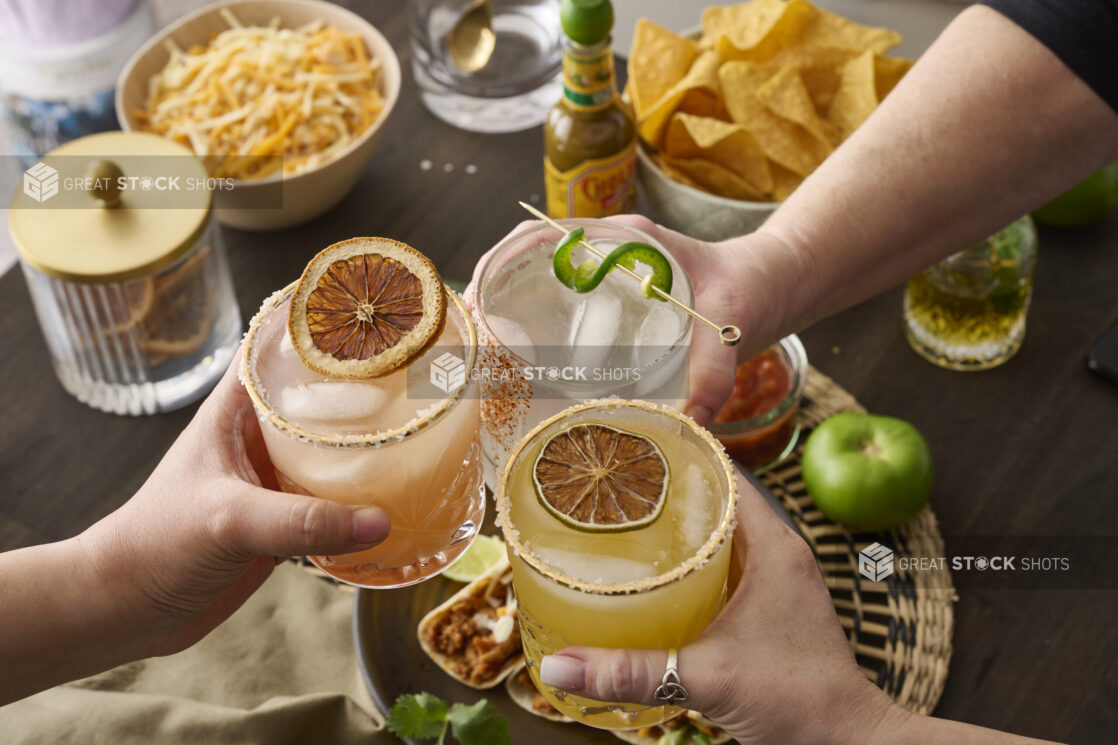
[652,649,689,706]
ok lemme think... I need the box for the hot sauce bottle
[544,0,637,219]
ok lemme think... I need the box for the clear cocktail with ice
[474,219,693,485]
[241,277,483,589]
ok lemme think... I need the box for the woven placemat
[294,365,955,716]
[762,365,955,716]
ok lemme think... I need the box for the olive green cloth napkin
[2,562,396,745]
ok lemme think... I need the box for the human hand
[464,215,793,427]
[74,358,391,660]
[536,471,901,745]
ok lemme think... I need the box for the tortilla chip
[629,19,698,120]
[637,50,725,148]
[826,50,876,141]
[715,0,902,65]
[701,0,790,55]
[631,1,910,202]
[658,154,768,202]
[664,113,773,193]
[770,162,804,201]
[827,51,913,140]
[714,0,816,63]
[812,5,902,55]
[874,54,914,100]
[756,63,837,147]
[766,45,862,112]
[719,60,829,176]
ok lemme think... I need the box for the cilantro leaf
[387,693,449,740]
[659,730,687,745]
[447,700,509,745]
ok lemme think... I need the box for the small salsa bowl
[710,334,807,473]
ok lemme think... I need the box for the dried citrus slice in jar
[141,246,215,359]
[289,237,446,378]
[532,424,669,532]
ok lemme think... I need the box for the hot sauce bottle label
[544,142,637,219]
[562,50,615,112]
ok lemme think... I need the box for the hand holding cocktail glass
[464,213,766,427]
[0,358,391,705]
[535,470,900,744]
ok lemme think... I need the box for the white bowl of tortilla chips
[628,0,913,241]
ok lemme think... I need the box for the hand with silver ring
[538,471,1057,744]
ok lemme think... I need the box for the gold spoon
[446,0,496,73]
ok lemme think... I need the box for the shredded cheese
[137,10,384,178]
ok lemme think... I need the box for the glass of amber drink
[241,238,483,588]
[495,399,738,729]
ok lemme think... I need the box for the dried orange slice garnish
[288,237,446,379]
[532,423,669,532]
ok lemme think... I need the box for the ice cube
[531,544,658,584]
[566,292,622,371]
[485,315,538,364]
[676,463,716,553]
[632,302,684,368]
[278,380,388,425]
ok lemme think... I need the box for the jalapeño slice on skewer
[552,227,674,301]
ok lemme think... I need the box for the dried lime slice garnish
[532,423,668,532]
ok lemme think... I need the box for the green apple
[801,412,933,532]
[1032,163,1118,228]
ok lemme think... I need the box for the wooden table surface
[1,2,1115,742]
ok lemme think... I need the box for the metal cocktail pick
[518,201,743,346]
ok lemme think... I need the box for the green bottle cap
[560,0,614,46]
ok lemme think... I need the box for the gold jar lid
[9,132,212,283]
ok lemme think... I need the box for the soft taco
[504,661,573,723]
[417,558,523,688]
[613,710,732,745]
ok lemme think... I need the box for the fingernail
[540,655,585,691]
[352,507,389,546]
[686,405,712,426]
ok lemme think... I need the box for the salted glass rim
[475,219,695,380]
[495,398,739,596]
[240,281,478,449]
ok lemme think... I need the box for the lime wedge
[443,534,506,583]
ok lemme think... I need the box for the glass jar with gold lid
[8,131,241,414]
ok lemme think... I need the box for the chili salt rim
[495,398,739,596]
[239,281,478,449]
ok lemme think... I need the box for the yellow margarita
[496,399,737,729]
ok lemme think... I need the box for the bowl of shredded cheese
[117,0,400,230]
